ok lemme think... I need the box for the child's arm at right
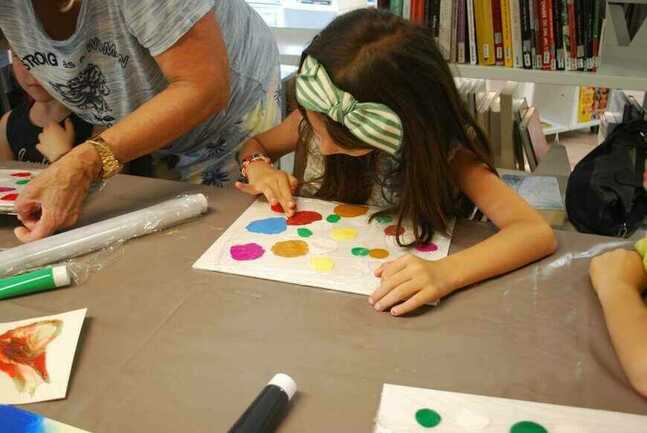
[235,110,303,216]
[0,112,16,160]
[590,249,647,397]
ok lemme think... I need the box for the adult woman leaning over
[0,0,280,241]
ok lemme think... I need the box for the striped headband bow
[295,55,403,155]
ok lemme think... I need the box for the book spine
[510,0,524,68]
[553,0,564,70]
[492,0,505,65]
[591,0,601,71]
[390,0,404,17]
[574,0,585,70]
[438,0,452,60]
[475,0,496,64]
[520,0,533,68]
[457,0,468,64]
[567,0,577,70]
[402,0,412,20]
[530,0,542,68]
[547,0,556,70]
[429,0,440,41]
[584,0,593,70]
[467,0,479,64]
[538,0,550,70]
[561,0,571,70]
[501,0,514,67]
[378,0,390,9]
[450,0,459,63]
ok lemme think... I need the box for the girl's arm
[235,110,303,216]
[371,149,557,316]
[0,112,15,160]
[15,12,231,242]
[590,249,647,397]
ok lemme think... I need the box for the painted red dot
[10,172,31,178]
[1,193,18,201]
[287,210,323,226]
[384,225,405,236]
[271,203,284,213]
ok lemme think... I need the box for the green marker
[0,265,71,300]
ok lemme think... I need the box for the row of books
[378,0,607,72]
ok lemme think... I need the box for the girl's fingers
[235,181,259,195]
[390,288,438,317]
[261,186,278,206]
[373,280,419,313]
[276,176,296,216]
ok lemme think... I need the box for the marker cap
[269,373,297,400]
[52,265,71,287]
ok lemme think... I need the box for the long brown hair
[296,8,494,246]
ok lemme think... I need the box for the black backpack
[566,120,647,237]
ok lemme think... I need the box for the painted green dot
[297,228,313,238]
[16,179,29,185]
[415,408,441,428]
[326,214,341,223]
[351,247,369,256]
[376,215,393,224]
[510,421,548,433]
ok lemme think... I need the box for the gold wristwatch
[87,135,123,179]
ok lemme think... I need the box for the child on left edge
[0,51,94,164]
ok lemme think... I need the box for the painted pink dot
[416,243,439,252]
[10,172,31,178]
[230,243,265,261]
[0,187,15,193]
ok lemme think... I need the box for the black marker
[228,373,297,433]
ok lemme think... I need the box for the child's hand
[36,118,75,162]
[590,249,647,298]
[235,162,298,216]
[369,255,456,316]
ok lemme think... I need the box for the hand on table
[590,249,647,298]
[369,255,456,316]
[14,143,100,242]
[36,118,75,163]
[235,161,298,216]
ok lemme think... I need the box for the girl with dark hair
[237,8,557,316]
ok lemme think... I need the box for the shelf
[450,64,647,91]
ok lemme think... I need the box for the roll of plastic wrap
[0,194,208,276]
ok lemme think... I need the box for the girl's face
[11,53,53,103]
[306,111,373,157]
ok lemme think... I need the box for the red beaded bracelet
[240,153,272,179]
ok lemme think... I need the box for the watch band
[87,135,122,180]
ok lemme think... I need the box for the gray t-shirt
[0,0,279,179]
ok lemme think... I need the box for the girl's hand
[590,249,647,298]
[369,255,457,316]
[36,118,75,162]
[235,161,298,216]
[14,143,100,242]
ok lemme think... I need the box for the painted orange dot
[369,248,390,259]
[333,204,369,218]
[384,225,405,236]
[271,240,309,258]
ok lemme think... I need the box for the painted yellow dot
[330,227,359,241]
[309,256,335,272]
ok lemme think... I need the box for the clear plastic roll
[0,194,208,277]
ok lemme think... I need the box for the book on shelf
[378,0,607,73]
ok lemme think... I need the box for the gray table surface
[1,172,646,433]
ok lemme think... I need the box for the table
[1,172,646,433]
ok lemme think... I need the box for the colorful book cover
[467,0,479,64]
[475,0,496,64]
[501,0,514,67]
[492,0,505,65]
[510,0,524,68]
[577,86,596,123]
[520,0,533,68]
[0,405,90,433]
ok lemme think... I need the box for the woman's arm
[591,249,647,397]
[370,150,557,315]
[14,12,230,241]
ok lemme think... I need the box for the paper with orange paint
[193,197,452,296]
[0,309,86,404]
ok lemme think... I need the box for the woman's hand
[14,143,100,242]
[36,118,75,162]
[369,255,458,316]
[590,249,647,298]
[235,162,298,216]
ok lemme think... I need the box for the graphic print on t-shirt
[49,63,115,124]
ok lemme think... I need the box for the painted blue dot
[0,405,46,433]
[245,217,287,234]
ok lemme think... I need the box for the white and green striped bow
[296,55,403,155]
